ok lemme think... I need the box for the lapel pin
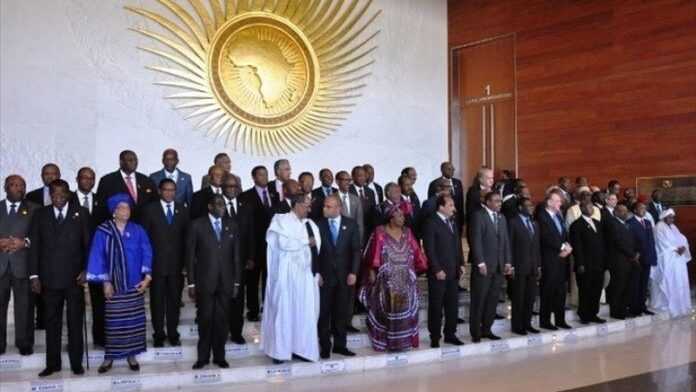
[175,210,179,214]
[21,210,28,215]
[125,231,131,238]
[146,188,151,193]
[342,226,347,230]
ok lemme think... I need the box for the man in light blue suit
[150,149,193,207]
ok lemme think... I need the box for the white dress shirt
[581,215,597,232]
[164,168,179,183]
[53,203,69,219]
[223,196,238,216]
[339,191,351,215]
[160,199,175,215]
[42,186,51,206]
[77,191,93,214]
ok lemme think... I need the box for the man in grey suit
[0,175,39,355]
[468,191,512,343]
[150,149,194,207]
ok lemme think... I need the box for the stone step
[0,311,671,392]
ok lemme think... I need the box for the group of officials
[0,149,688,377]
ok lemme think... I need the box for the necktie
[82,195,90,211]
[358,189,365,199]
[166,203,174,224]
[554,214,564,235]
[342,194,350,215]
[57,208,64,223]
[125,175,138,203]
[447,219,454,234]
[9,203,17,216]
[493,213,499,232]
[525,218,534,235]
[228,201,236,217]
[214,219,222,241]
[262,190,270,208]
[330,219,339,245]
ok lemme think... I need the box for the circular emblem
[210,13,319,128]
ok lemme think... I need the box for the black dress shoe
[346,325,360,333]
[192,361,208,370]
[98,361,113,374]
[72,366,85,375]
[272,359,285,365]
[540,323,558,331]
[38,368,59,377]
[643,310,655,316]
[526,327,540,334]
[495,313,505,320]
[230,335,246,345]
[457,318,465,324]
[247,314,260,322]
[512,329,528,336]
[483,333,501,340]
[579,319,591,325]
[127,358,140,371]
[292,354,312,362]
[0,347,5,355]
[430,341,440,348]
[214,360,229,369]
[444,336,465,346]
[471,337,481,343]
[332,347,356,356]
[169,338,182,346]
[556,323,572,330]
[19,347,33,356]
[592,317,606,324]
[320,350,330,359]
[153,339,165,348]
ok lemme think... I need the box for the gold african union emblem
[126,1,381,155]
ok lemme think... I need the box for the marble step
[0,303,632,372]
[0,312,671,392]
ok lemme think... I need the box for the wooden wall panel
[449,0,696,253]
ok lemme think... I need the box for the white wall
[0,0,448,198]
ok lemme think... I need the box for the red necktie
[125,175,138,203]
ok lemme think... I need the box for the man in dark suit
[536,190,573,330]
[220,174,254,344]
[400,174,421,222]
[200,152,243,191]
[29,179,90,377]
[349,166,376,238]
[468,192,512,342]
[268,159,292,203]
[508,197,541,335]
[569,201,607,324]
[423,194,465,347]
[428,162,465,231]
[627,202,657,316]
[95,150,157,223]
[501,181,529,221]
[141,178,190,347]
[465,168,494,250]
[272,179,300,215]
[190,165,226,219]
[0,175,38,356]
[71,167,107,347]
[26,163,61,207]
[316,195,361,359]
[606,204,640,320]
[186,194,242,370]
[239,166,278,322]
[647,189,667,223]
[601,192,618,221]
[311,169,337,220]
[150,149,194,207]
[363,164,384,205]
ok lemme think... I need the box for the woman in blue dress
[87,193,153,373]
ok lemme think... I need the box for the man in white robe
[261,193,321,363]
[651,209,692,317]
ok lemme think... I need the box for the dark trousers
[576,269,604,321]
[229,282,245,339]
[510,273,537,332]
[319,281,350,352]
[539,269,567,326]
[43,286,84,370]
[245,255,266,318]
[469,270,503,339]
[610,264,637,318]
[0,275,32,351]
[428,277,459,341]
[196,289,230,363]
[88,283,105,347]
[630,264,651,314]
[32,292,45,329]
[150,274,182,342]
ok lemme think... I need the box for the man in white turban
[650,209,692,317]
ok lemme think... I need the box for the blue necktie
[214,219,222,241]
[554,214,564,235]
[166,203,174,225]
[330,219,339,245]
[525,217,535,235]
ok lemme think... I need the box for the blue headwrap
[107,193,133,214]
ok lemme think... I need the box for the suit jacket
[224,197,255,263]
[240,187,278,262]
[96,171,157,222]
[190,187,216,220]
[536,209,570,277]
[29,204,91,289]
[605,217,638,272]
[336,192,364,243]
[201,173,242,191]
[647,201,667,224]
[310,186,338,220]
[141,201,190,277]
[368,182,384,205]
[422,215,464,280]
[627,217,657,267]
[70,191,107,233]
[267,179,284,201]
[26,187,50,206]
[465,184,484,227]
[0,200,39,279]
[317,216,361,286]
[403,192,421,220]
[501,194,519,221]
[150,169,194,207]
[569,216,605,273]
[469,209,511,273]
[430,177,465,228]
[273,199,293,215]
[508,215,541,276]
[185,215,241,295]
